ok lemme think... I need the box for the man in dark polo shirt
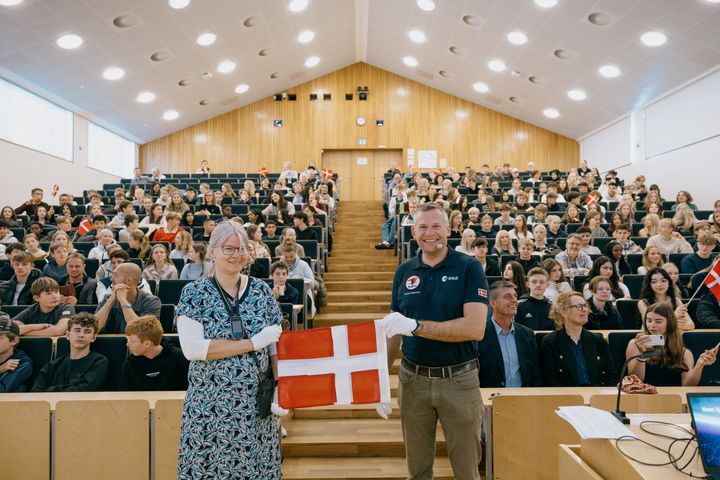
[381,202,489,479]
[95,263,161,334]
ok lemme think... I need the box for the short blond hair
[549,291,586,330]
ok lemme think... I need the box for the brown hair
[67,312,100,334]
[31,277,59,296]
[642,303,686,371]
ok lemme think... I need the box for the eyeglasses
[568,303,589,312]
[220,245,248,256]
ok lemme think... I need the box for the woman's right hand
[250,325,282,351]
[633,333,652,353]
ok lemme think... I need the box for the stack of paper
[556,406,637,439]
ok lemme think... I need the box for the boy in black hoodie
[31,312,108,392]
[0,252,42,306]
[121,315,188,391]
[515,267,554,331]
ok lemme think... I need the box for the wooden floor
[282,201,455,479]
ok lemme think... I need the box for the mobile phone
[646,334,665,347]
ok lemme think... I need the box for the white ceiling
[1,0,719,143]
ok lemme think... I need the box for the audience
[637,267,694,331]
[61,253,98,304]
[270,261,301,305]
[647,219,693,255]
[585,277,624,330]
[12,277,75,336]
[582,256,630,300]
[516,268,553,331]
[0,252,42,306]
[0,313,32,392]
[180,243,211,280]
[555,234,592,279]
[96,263,162,334]
[680,232,716,274]
[143,244,179,281]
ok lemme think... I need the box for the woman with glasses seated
[539,291,618,387]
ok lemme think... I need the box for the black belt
[402,358,478,378]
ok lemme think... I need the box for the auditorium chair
[593,237,614,252]
[616,299,641,330]
[607,331,638,371]
[682,331,720,386]
[171,258,185,274]
[159,304,176,333]
[56,336,128,390]
[623,274,645,298]
[17,337,53,385]
[157,279,194,305]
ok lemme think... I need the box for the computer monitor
[687,392,720,478]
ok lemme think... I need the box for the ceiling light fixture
[162,110,179,121]
[102,67,125,80]
[304,55,320,67]
[56,34,83,50]
[543,108,559,118]
[640,31,667,47]
[168,0,190,8]
[507,31,528,45]
[598,64,621,78]
[0,0,24,6]
[297,30,315,43]
[288,0,308,12]
[416,0,435,11]
[196,33,216,46]
[403,56,418,67]
[136,91,156,103]
[217,60,236,73]
[473,82,489,93]
[567,89,587,101]
[534,0,558,7]
[488,59,506,72]
[235,84,250,94]
[408,29,426,43]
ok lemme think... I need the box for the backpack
[314,271,327,307]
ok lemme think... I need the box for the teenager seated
[455,228,476,255]
[477,214,496,239]
[180,243,211,280]
[150,212,185,243]
[142,244,179,281]
[647,219,693,256]
[472,238,500,276]
[477,280,541,388]
[638,267,694,331]
[12,277,75,336]
[581,256,630,300]
[583,211,607,240]
[77,215,109,243]
[493,204,516,226]
[121,315,188,391]
[637,245,665,275]
[681,232,716,274]
[0,252,42,305]
[516,268,553,331]
[502,260,528,298]
[31,312,108,392]
[0,314,32,392]
[492,230,516,257]
[539,291,618,387]
[542,258,572,303]
[96,263,162,334]
[545,215,567,240]
[24,233,47,261]
[61,253,98,305]
[193,217,216,242]
[274,229,306,257]
[42,241,70,283]
[169,231,193,262]
[270,261,300,305]
[585,277,624,330]
[626,303,717,386]
[0,220,19,244]
[127,230,150,261]
[88,228,117,262]
[575,226,600,256]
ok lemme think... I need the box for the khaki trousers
[398,364,482,480]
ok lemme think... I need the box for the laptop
[687,392,720,479]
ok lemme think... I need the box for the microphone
[436,242,445,250]
[613,349,663,424]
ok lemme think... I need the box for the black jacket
[516,295,553,331]
[696,293,720,329]
[0,268,42,306]
[477,320,541,388]
[540,328,618,387]
[587,298,624,330]
[480,258,501,277]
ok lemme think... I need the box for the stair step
[282,418,444,457]
[332,263,396,273]
[327,291,392,302]
[322,302,390,314]
[331,256,396,265]
[325,280,393,291]
[281,457,454,480]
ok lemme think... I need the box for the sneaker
[281,426,288,438]
[375,242,390,249]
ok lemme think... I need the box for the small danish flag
[322,168,334,180]
[258,167,268,176]
[584,191,600,206]
[702,259,720,302]
[51,184,60,197]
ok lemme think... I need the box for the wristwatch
[121,302,133,309]
[411,320,422,336]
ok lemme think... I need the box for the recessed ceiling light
[704,0,720,3]
[416,0,435,11]
[488,59,506,72]
[543,108,560,118]
[403,56,418,67]
[304,55,320,67]
[408,29,426,43]
[473,82,489,93]
[640,31,667,47]
[288,0,308,12]
[598,64,621,78]
[0,0,23,6]
[56,34,83,50]
[297,30,315,44]
[507,31,528,45]
[168,0,190,8]
[217,60,236,74]
[163,110,179,121]
[235,83,249,94]
[136,91,156,103]
[102,67,125,81]
[196,33,216,46]
[567,89,587,101]
[534,0,558,7]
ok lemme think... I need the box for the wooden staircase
[282,201,454,479]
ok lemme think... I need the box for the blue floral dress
[176,276,282,479]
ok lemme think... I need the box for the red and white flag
[258,167,268,176]
[77,216,93,236]
[703,259,720,302]
[51,184,60,197]
[322,168,333,180]
[584,191,600,206]
[276,320,391,409]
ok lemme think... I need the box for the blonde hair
[494,230,516,254]
[672,203,696,231]
[549,291,586,330]
[174,231,193,254]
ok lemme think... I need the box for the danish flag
[584,191,600,206]
[258,167,268,176]
[702,259,720,302]
[77,216,93,236]
[322,168,334,180]
[51,184,60,197]
[276,320,391,409]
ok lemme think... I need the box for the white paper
[356,157,368,165]
[418,150,437,169]
[556,406,637,439]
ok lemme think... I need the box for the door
[322,149,403,201]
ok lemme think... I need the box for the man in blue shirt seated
[477,280,541,388]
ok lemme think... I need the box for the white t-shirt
[13,283,25,305]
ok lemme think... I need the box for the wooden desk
[480,387,717,480]
[560,414,707,479]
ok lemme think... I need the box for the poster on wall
[407,148,415,167]
[418,150,437,169]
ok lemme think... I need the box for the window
[88,122,136,177]
[0,77,73,160]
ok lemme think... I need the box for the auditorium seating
[56,336,128,390]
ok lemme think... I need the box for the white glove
[382,312,418,338]
[271,386,289,417]
[250,325,282,351]
[375,402,393,420]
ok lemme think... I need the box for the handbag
[212,276,276,419]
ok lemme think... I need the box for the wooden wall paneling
[140,63,579,175]
[0,401,51,479]
[154,399,184,480]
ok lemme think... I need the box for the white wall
[0,115,121,208]
[580,67,720,210]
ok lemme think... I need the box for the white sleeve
[177,314,211,361]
